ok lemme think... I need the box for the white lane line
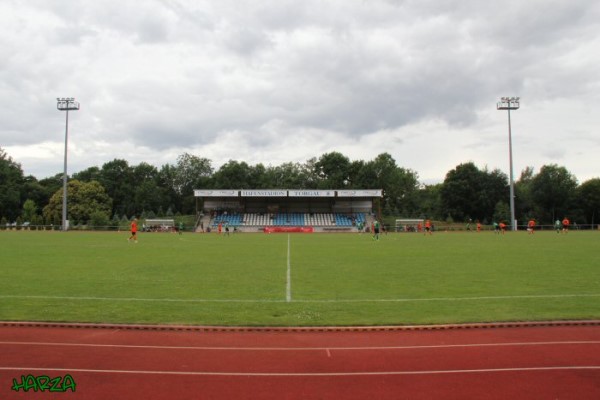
[1,366,598,377]
[286,234,292,303]
[1,341,599,352]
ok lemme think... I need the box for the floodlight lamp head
[57,97,80,111]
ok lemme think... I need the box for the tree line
[1,147,599,227]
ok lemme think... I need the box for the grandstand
[194,189,381,232]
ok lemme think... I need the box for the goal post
[395,219,424,232]
[144,219,175,232]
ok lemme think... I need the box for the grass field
[1,230,599,326]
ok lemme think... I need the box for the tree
[22,199,37,222]
[299,157,320,189]
[98,159,134,217]
[514,167,535,224]
[156,163,180,215]
[43,180,112,226]
[530,164,578,223]
[130,162,167,214]
[0,147,24,221]
[173,153,212,214]
[247,163,268,188]
[173,153,213,194]
[264,162,308,188]
[440,162,508,223]
[478,168,509,224]
[72,166,101,182]
[414,184,443,219]
[135,180,164,214]
[88,210,110,230]
[314,152,351,188]
[576,178,600,225]
[493,201,510,223]
[365,153,420,216]
[213,160,253,189]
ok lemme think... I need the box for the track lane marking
[1,366,599,376]
[286,234,291,302]
[1,341,599,351]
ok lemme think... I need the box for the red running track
[1,322,599,399]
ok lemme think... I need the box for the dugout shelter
[194,189,382,233]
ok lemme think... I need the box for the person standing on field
[424,219,432,235]
[562,217,570,233]
[555,219,562,233]
[372,219,380,241]
[128,218,138,243]
[527,219,536,234]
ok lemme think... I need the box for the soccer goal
[395,219,424,232]
[144,219,175,232]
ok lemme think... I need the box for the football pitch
[1,230,599,326]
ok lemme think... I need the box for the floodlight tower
[497,97,520,231]
[57,97,80,231]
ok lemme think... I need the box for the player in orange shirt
[499,221,506,234]
[476,222,481,232]
[562,217,570,233]
[424,219,432,235]
[527,219,536,234]
[128,218,138,243]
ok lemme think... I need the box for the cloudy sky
[2,0,599,184]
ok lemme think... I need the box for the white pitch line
[1,341,598,352]
[1,293,599,304]
[0,295,284,303]
[286,234,292,303]
[0,366,598,377]
[293,293,600,303]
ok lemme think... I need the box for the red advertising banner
[263,226,314,233]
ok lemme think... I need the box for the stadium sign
[337,190,383,197]
[241,190,287,197]
[194,189,383,197]
[289,190,334,197]
[194,190,238,197]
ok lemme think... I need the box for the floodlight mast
[497,97,520,231]
[56,98,80,231]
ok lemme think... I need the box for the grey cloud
[2,0,600,182]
